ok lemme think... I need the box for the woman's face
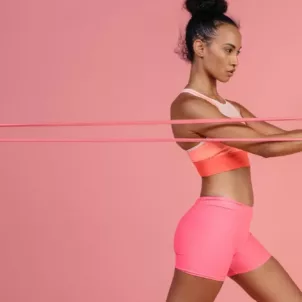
[195,24,242,83]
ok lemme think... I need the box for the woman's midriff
[199,167,254,207]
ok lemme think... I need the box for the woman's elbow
[260,151,272,158]
[252,144,274,158]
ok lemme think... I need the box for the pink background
[1,0,302,301]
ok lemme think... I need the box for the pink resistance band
[0,116,301,142]
[0,116,302,127]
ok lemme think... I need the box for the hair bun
[185,0,228,17]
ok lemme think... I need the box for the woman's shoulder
[171,92,221,119]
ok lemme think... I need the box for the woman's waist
[200,169,254,206]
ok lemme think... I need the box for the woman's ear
[193,39,206,58]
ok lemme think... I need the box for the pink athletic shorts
[174,196,271,281]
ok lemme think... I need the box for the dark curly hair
[176,0,240,62]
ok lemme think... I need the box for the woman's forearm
[261,129,302,158]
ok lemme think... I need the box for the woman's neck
[186,63,218,97]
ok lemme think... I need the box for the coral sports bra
[182,88,250,177]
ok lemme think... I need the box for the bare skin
[167,23,302,301]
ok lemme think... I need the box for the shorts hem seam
[228,255,272,277]
[175,266,225,281]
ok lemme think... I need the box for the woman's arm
[172,97,302,158]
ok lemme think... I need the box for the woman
[167,0,302,301]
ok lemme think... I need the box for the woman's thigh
[166,269,224,302]
[231,256,302,302]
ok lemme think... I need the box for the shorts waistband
[195,196,253,211]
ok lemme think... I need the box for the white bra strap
[181,88,226,107]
